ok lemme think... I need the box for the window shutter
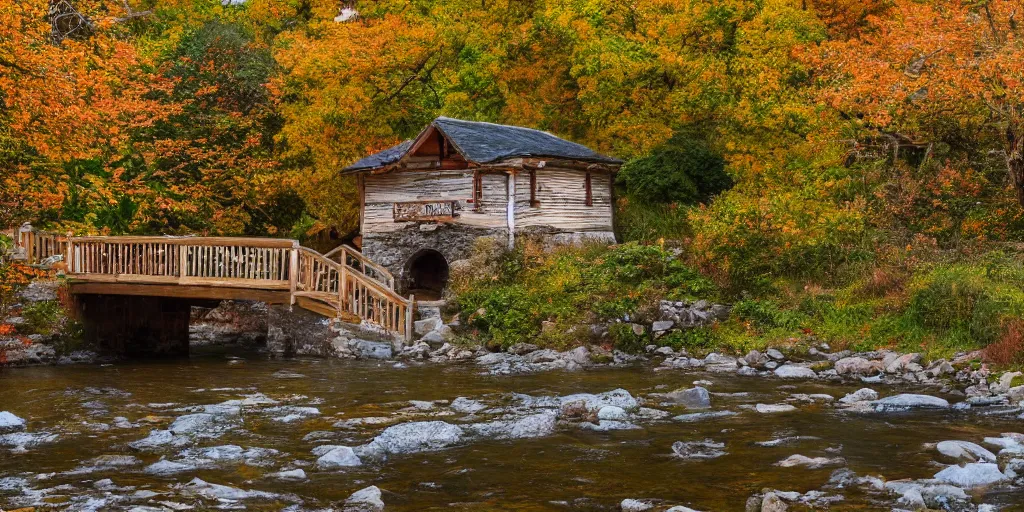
[585,172,593,206]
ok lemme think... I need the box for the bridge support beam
[73,294,194,357]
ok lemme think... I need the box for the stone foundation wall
[362,224,507,291]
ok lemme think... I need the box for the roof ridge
[433,116,563,140]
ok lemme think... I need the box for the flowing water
[2,349,1024,511]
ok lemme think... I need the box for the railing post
[405,294,415,343]
[289,242,299,306]
[339,261,348,313]
[177,243,188,281]
[65,238,74,274]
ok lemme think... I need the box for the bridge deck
[13,230,413,340]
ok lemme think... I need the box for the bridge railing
[18,229,68,264]
[66,236,297,290]
[324,244,396,290]
[296,247,412,338]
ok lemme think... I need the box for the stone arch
[403,248,450,300]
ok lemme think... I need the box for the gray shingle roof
[343,117,621,172]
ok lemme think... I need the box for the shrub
[609,322,648,353]
[617,133,731,205]
[21,300,63,335]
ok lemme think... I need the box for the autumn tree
[813,0,1024,208]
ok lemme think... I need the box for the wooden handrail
[324,244,396,290]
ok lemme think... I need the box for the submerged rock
[671,439,726,459]
[665,387,711,409]
[755,403,797,414]
[870,394,949,412]
[775,454,845,469]
[672,411,738,422]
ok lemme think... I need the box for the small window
[529,171,539,207]
[584,172,593,207]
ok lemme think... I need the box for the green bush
[660,327,719,352]
[617,133,731,205]
[460,285,542,348]
[21,300,63,335]
[609,323,648,353]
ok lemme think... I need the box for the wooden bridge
[14,229,414,341]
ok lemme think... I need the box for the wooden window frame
[584,172,593,207]
[529,170,539,207]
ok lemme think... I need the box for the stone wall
[361,224,507,292]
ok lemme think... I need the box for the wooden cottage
[342,117,622,298]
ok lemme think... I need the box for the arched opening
[405,249,449,300]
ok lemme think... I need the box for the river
[2,349,1023,511]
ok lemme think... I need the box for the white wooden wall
[513,168,614,232]
[361,167,613,235]
[362,171,507,234]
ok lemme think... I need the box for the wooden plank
[69,282,292,304]
[178,277,291,290]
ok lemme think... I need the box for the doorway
[405,249,449,300]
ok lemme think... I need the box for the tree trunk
[1010,123,1024,208]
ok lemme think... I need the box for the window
[529,171,539,207]
[584,172,593,206]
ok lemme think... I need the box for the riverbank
[2,354,1023,511]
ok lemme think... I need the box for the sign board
[393,201,460,222]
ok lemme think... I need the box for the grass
[448,237,1024,368]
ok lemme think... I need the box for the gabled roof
[343,117,622,172]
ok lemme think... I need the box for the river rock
[507,342,539,355]
[760,492,788,512]
[352,340,393,360]
[933,462,1009,488]
[838,388,878,404]
[870,394,949,412]
[595,405,628,421]
[129,429,190,450]
[666,507,702,512]
[774,366,816,379]
[885,353,922,373]
[317,446,363,468]
[652,320,674,332]
[766,349,785,361]
[270,468,307,481]
[673,410,738,422]
[470,411,558,440]
[179,477,278,501]
[414,317,442,336]
[620,498,654,511]
[0,412,26,433]
[672,439,726,459]
[356,421,464,459]
[451,397,487,414]
[756,403,797,414]
[834,357,882,376]
[144,459,195,475]
[665,387,711,409]
[775,454,845,469]
[935,441,997,463]
[345,485,385,512]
